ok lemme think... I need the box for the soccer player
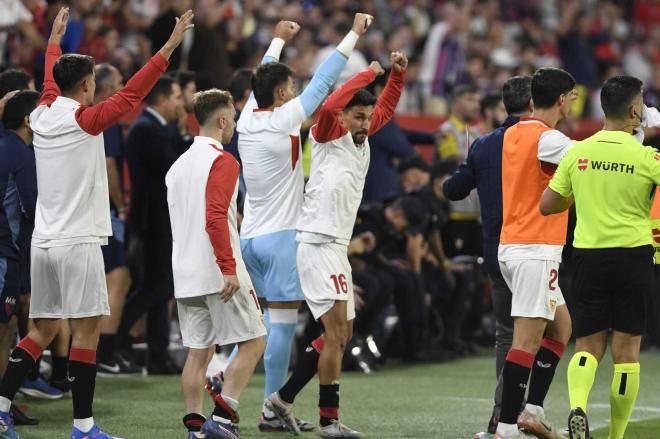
[265,54,407,437]
[166,89,267,439]
[0,7,193,439]
[442,76,533,435]
[494,68,578,439]
[540,76,660,439]
[235,14,372,432]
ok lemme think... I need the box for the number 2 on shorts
[330,274,348,294]
[548,268,558,291]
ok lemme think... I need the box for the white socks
[73,417,94,432]
[0,396,11,413]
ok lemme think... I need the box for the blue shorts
[241,230,304,302]
[0,257,20,323]
[102,213,127,273]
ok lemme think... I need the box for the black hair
[176,70,196,89]
[390,196,428,233]
[600,75,643,120]
[502,75,532,115]
[344,89,377,111]
[480,94,502,118]
[145,75,176,106]
[0,69,33,98]
[53,54,95,94]
[531,68,576,109]
[252,62,293,108]
[2,90,40,130]
[451,83,479,102]
[229,68,254,102]
[398,155,431,173]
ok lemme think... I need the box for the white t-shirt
[237,97,307,239]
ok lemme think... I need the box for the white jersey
[297,131,370,245]
[167,136,252,299]
[237,97,306,239]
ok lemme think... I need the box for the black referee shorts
[571,245,654,338]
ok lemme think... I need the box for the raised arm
[39,7,69,106]
[368,52,407,135]
[298,13,374,117]
[75,10,195,135]
[312,62,383,143]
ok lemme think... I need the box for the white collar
[145,107,167,126]
[53,96,82,109]
[195,135,223,150]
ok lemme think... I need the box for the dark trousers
[490,271,514,407]
[118,231,174,360]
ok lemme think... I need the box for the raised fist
[352,13,374,35]
[274,20,301,42]
[390,51,408,73]
[369,61,385,76]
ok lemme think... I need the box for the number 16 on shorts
[330,274,349,294]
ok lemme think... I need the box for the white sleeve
[537,129,575,164]
[273,97,306,133]
[642,105,660,128]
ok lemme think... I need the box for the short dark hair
[451,83,479,102]
[2,90,40,130]
[176,70,196,89]
[53,54,95,94]
[229,68,254,102]
[531,68,575,109]
[94,63,116,96]
[601,75,643,120]
[344,89,377,111]
[252,62,293,108]
[390,195,428,233]
[193,89,234,125]
[480,94,502,118]
[502,76,532,115]
[145,76,176,106]
[0,69,33,98]
[398,155,430,174]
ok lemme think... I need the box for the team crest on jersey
[549,298,557,314]
[577,159,588,171]
[653,228,660,244]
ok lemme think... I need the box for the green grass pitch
[14,350,660,438]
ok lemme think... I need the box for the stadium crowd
[2,0,660,436]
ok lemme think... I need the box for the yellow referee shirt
[549,130,660,249]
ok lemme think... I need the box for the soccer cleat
[70,424,124,438]
[205,371,224,399]
[517,409,567,439]
[187,433,205,439]
[473,433,492,439]
[97,354,144,378]
[315,420,363,438]
[19,377,63,399]
[0,410,21,439]
[258,414,315,433]
[567,408,589,439]
[200,417,240,439]
[50,378,71,397]
[264,392,300,435]
[10,404,38,425]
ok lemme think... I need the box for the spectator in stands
[480,93,506,133]
[225,67,253,163]
[121,76,189,375]
[398,155,431,194]
[175,70,198,137]
[313,20,368,85]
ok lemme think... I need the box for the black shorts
[571,245,654,338]
[0,257,20,323]
[102,236,127,273]
[18,243,30,294]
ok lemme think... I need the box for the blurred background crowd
[3,0,660,406]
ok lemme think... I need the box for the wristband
[336,31,359,59]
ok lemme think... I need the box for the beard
[352,130,368,145]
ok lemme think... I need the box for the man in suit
[121,75,190,374]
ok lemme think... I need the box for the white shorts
[30,243,110,319]
[177,288,267,349]
[297,242,355,321]
[499,259,565,320]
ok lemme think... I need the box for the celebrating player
[233,14,372,432]
[167,89,267,439]
[0,7,193,439]
[264,54,406,437]
[541,76,660,439]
